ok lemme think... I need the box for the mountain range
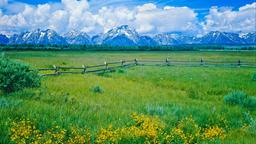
[0,25,255,46]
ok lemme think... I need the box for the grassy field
[0,51,256,143]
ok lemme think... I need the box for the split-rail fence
[38,58,256,76]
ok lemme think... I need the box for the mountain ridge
[1,26,256,46]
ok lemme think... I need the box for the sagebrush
[0,56,41,93]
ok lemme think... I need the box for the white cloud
[61,0,91,31]
[48,10,69,33]
[0,0,255,36]
[134,4,198,34]
[0,0,95,34]
[93,3,198,34]
[137,3,157,12]
[95,6,135,33]
[0,0,198,35]
[202,2,256,33]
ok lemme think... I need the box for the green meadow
[0,51,256,143]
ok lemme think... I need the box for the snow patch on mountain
[1,26,255,46]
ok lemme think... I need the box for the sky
[0,0,255,36]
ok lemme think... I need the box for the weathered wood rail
[38,58,256,76]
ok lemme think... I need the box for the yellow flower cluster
[165,116,226,144]
[96,113,164,144]
[67,127,91,144]
[41,126,67,144]
[203,126,226,141]
[10,119,90,144]
[9,115,227,144]
[96,125,119,143]
[10,119,42,144]
[165,116,201,144]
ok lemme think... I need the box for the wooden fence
[38,58,256,76]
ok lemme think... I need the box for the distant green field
[4,51,256,68]
[0,51,256,143]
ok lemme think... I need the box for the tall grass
[0,51,255,143]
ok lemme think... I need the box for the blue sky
[0,0,255,35]
[12,0,256,12]
[13,0,256,8]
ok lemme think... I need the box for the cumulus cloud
[202,2,256,33]
[0,0,198,35]
[0,0,255,35]
[0,0,94,34]
[134,4,198,34]
[93,3,198,34]
[95,6,135,33]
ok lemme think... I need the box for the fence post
[121,60,125,67]
[104,61,108,70]
[200,58,204,66]
[53,65,59,75]
[82,65,87,74]
[134,59,138,65]
[238,60,241,67]
[166,58,170,66]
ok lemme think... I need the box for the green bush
[243,112,256,134]
[224,91,256,110]
[224,91,247,105]
[117,68,126,74]
[0,56,41,93]
[252,73,256,81]
[243,97,256,110]
[97,72,111,77]
[0,97,9,108]
[91,85,104,94]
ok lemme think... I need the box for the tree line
[0,44,255,51]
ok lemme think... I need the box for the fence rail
[38,58,256,76]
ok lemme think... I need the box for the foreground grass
[0,51,256,143]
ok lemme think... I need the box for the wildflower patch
[9,114,227,144]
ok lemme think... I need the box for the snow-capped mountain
[92,34,104,45]
[241,32,256,44]
[1,26,255,46]
[138,36,158,46]
[154,33,198,45]
[102,25,140,46]
[199,31,245,44]
[93,25,157,46]
[0,34,9,44]
[154,34,179,45]
[9,29,67,45]
[169,33,198,44]
[64,30,91,45]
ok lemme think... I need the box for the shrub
[0,56,41,93]
[97,72,111,77]
[224,91,247,106]
[0,97,9,108]
[243,97,256,110]
[243,112,256,134]
[0,97,22,109]
[117,68,126,74]
[252,73,256,81]
[224,91,256,110]
[91,85,104,94]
